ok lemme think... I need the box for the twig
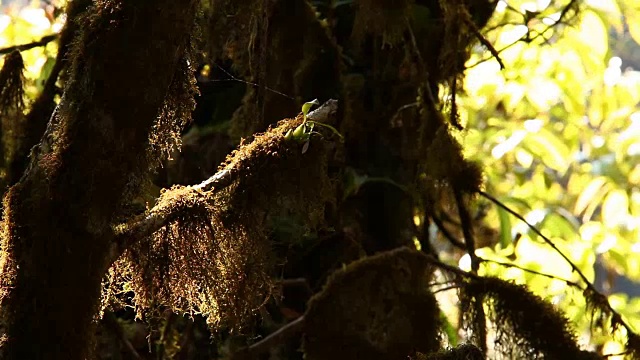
[464,17,505,70]
[0,34,59,56]
[454,188,486,353]
[431,213,466,250]
[231,316,305,359]
[466,0,579,69]
[478,190,588,284]
[454,189,479,272]
[478,257,582,289]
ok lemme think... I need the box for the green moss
[304,248,441,359]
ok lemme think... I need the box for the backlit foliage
[461,0,640,357]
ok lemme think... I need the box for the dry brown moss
[303,247,441,360]
[105,116,337,331]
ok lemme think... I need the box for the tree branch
[230,316,305,360]
[0,34,59,56]
[109,167,236,263]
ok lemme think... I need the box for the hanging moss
[105,115,338,331]
[351,0,414,46]
[0,50,26,186]
[462,277,594,359]
[303,247,442,360]
[0,51,25,116]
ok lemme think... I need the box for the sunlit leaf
[626,6,640,45]
[521,129,570,172]
[497,206,512,249]
[574,177,609,215]
[601,189,629,227]
[578,11,609,58]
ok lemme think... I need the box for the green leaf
[601,189,629,227]
[497,205,513,249]
[574,176,609,215]
[521,128,570,172]
[626,5,640,46]
[302,99,319,122]
[578,11,608,59]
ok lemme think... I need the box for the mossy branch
[110,99,339,264]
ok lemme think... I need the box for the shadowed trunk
[0,1,198,359]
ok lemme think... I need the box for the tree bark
[0,1,198,359]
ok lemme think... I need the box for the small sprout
[284,129,293,141]
[283,99,344,154]
[292,123,307,139]
[302,98,320,123]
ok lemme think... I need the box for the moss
[463,277,589,359]
[352,0,414,47]
[303,247,441,359]
[416,343,484,360]
[105,115,338,332]
[205,0,341,137]
[0,51,25,116]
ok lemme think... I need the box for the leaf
[302,98,319,121]
[522,128,570,172]
[497,205,513,249]
[578,11,608,58]
[601,189,629,227]
[36,56,56,91]
[574,177,609,215]
[626,5,640,46]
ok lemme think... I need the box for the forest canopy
[0,0,639,359]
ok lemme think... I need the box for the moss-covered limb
[105,101,338,333]
[416,343,484,360]
[0,0,199,359]
[303,248,442,360]
[464,277,588,359]
[110,99,338,263]
[110,168,236,263]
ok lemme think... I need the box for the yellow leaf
[574,177,609,215]
[601,189,629,227]
[578,11,608,59]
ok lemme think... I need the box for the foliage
[461,0,640,357]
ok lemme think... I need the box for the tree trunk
[0,1,198,359]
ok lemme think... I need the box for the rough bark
[0,1,198,359]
